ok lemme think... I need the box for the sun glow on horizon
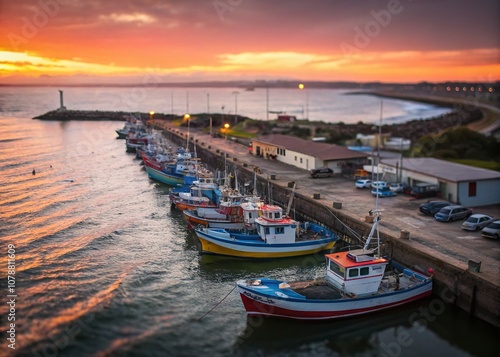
[0,48,498,83]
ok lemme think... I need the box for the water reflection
[235,297,497,357]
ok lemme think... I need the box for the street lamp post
[232,91,239,125]
[149,111,155,130]
[184,114,190,150]
[266,86,269,121]
[298,83,309,120]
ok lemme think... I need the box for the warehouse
[379,158,500,206]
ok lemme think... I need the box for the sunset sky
[0,0,499,84]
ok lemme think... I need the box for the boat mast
[285,182,296,217]
[364,100,384,253]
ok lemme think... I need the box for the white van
[371,181,388,190]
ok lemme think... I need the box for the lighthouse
[58,90,67,111]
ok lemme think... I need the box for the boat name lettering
[243,291,275,304]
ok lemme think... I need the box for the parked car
[371,186,396,197]
[310,167,333,178]
[434,205,472,222]
[410,183,440,199]
[355,179,372,188]
[389,182,407,193]
[371,181,387,190]
[481,220,500,239]
[461,214,495,231]
[419,200,451,216]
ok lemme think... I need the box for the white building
[251,134,368,174]
[379,158,500,206]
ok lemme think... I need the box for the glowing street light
[184,114,191,148]
[224,123,230,140]
[149,110,155,126]
[298,83,308,119]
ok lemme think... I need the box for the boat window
[328,261,345,278]
[275,227,284,234]
[360,267,370,276]
[274,212,281,219]
[348,268,359,278]
[264,227,270,235]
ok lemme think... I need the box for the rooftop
[381,157,500,182]
[254,134,368,161]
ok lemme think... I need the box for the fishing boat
[182,192,258,229]
[125,131,152,152]
[194,203,338,258]
[115,115,146,139]
[143,149,212,187]
[236,210,433,320]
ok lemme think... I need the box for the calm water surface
[0,88,496,357]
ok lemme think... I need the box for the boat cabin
[325,250,388,296]
[240,200,264,230]
[255,205,299,244]
[259,205,284,222]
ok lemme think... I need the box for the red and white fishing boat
[236,210,433,319]
[182,190,258,229]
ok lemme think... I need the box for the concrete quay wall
[164,127,500,328]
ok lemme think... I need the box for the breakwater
[33,109,174,121]
[161,125,500,328]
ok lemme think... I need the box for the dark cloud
[1,0,498,52]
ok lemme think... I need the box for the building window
[300,158,303,164]
[468,182,477,197]
[294,156,297,161]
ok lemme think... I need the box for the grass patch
[451,159,500,171]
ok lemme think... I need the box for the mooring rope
[196,285,237,321]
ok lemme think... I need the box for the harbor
[32,104,500,327]
[1,86,497,357]
[28,87,500,326]
[2,0,499,354]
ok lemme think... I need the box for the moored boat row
[115,121,434,321]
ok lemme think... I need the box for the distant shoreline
[349,90,500,135]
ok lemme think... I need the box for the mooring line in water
[196,285,236,321]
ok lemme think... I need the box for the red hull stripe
[239,291,432,320]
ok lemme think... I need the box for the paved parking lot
[164,124,500,282]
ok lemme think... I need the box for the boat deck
[287,272,423,300]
